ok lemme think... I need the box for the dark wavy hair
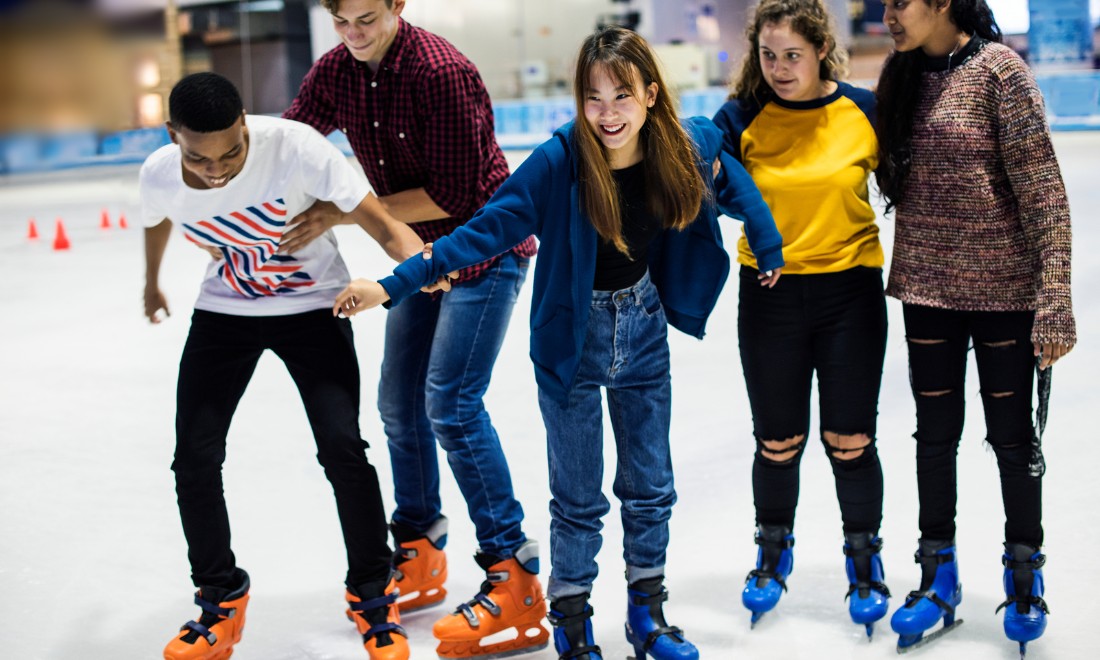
[874,0,1001,212]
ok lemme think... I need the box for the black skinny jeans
[903,304,1044,547]
[738,266,888,535]
[173,309,392,589]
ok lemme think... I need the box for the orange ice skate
[433,540,549,659]
[346,577,410,660]
[163,571,250,660]
[391,516,449,612]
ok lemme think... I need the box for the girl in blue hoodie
[334,26,783,660]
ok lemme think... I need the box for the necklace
[946,35,965,71]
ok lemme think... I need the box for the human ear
[645,81,658,108]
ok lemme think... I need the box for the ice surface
[1,134,1098,659]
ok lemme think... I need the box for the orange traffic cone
[100,208,111,230]
[27,218,39,240]
[53,218,70,251]
[118,213,129,229]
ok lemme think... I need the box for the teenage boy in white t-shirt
[144,72,416,660]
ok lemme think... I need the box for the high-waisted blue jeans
[538,271,676,599]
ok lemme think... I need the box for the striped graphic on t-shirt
[180,199,312,297]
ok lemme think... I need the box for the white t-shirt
[140,115,371,316]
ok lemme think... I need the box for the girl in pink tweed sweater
[874,0,1073,655]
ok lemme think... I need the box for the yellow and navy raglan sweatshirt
[713,81,882,274]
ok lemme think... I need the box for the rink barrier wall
[2,74,1098,175]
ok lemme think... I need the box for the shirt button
[399,132,405,139]
[379,159,385,165]
[373,121,379,128]
[371,81,378,88]
[341,127,347,133]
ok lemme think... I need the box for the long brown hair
[730,0,848,105]
[572,26,705,255]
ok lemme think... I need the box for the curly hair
[729,0,849,105]
[874,0,1002,212]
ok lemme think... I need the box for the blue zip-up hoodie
[380,116,783,404]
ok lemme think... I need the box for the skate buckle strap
[182,620,217,646]
[629,588,669,607]
[995,594,1050,615]
[904,589,954,614]
[348,590,398,614]
[454,592,501,628]
[1002,554,1046,571]
[363,621,407,643]
[547,607,594,627]
[194,594,237,619]
[846,581,891,600]
[843,537,884,558]
[746,569,788,592]
[914,549,953,566]
[487,569,509,583]
[755,535,795,550]
[643,625,686,651]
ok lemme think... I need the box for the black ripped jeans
[738,266,888,535]
[902,304,1044,547]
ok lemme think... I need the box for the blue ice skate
[742,525,794,627]
[843,532,891,639]
[624,577,698,660]
[996,543,1048,659]
[890,539,963,653]
[548,593,602,660]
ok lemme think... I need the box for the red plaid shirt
[285,19,536,283]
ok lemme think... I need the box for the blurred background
[0,0,1097,174]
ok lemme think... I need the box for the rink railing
[2,75,1098,176]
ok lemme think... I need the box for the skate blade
[436,625,550,660]
[865,623,875,640]
[750,611,767,629]
[896,618,964,654]
[1019,641,1027,659]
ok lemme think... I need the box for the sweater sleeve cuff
[753,244,785,273]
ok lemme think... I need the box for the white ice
[1,133,1098,659]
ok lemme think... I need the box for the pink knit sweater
[885,41,1075,346]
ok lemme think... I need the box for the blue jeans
[379,252,530,557]
[538,271,676,599]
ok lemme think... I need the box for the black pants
[173,309,392,589]
[903,304,1044,547]
[738,266,887,534]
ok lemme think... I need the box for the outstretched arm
[144,219,172,323]
[347,193,425,262]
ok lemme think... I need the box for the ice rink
[1,131,1098,659]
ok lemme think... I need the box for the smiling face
[582,63,657,169]
[331,0,404,68]
[758,18,828,102]
[169,114,249,190]
[882,0,957,55]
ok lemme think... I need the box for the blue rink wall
[2,73,1098,175]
